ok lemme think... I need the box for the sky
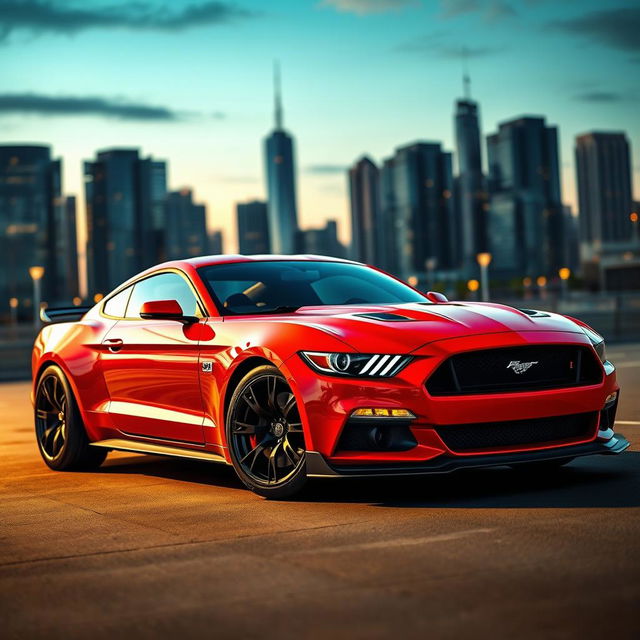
[2,0,639,257]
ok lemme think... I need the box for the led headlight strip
[300,351,412,378]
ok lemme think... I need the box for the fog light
[604,392,618,407]
[352,408,415,418]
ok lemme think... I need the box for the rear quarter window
[102,286,133,318]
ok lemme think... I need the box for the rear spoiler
[40,306,92,324]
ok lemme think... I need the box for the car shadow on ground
[98,450,640,509]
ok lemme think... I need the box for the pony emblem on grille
[507,360,539,374]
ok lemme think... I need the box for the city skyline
[1,0,638,255]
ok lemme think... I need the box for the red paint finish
[32,255,622,473]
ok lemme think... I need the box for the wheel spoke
[42,378,55,410]
[52,377,62,409]
[281,437,298,466]
[266,376,278,413]
[232,420,257,434]
[240,439,266,466]
[267,441,282,484]
[243,387,268,418]
[281,393,296,418]
[52,425,64,456]
[41,423,57,452]
[36,408,50,420]
[283,436,301,464]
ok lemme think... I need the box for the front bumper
[282,331,622,466]
[305,432,630,478]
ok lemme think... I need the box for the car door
[100,270,206,444]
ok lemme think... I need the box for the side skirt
[90,438,230,465]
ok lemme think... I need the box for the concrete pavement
[1,345,639,639]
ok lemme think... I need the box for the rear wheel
[35,365,107,471]
[226,365,307,499]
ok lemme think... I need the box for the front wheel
[226,365,307,499]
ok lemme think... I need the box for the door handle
[103,338,123,352]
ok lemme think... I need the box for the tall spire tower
[462,46,471,100]
[274,60,283,130]
[264,62,299,254]
[454,55,487,275]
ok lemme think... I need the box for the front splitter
[305,433,630,478]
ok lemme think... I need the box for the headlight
[300,351,412,377]
[581,326,606,363]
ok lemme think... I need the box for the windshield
[197,261,427,315]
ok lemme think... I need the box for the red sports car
[32,255,628,498]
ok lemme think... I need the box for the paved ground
[1,345,639,639]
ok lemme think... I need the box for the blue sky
[2,0,639,254]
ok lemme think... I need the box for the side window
[102,286,133,318]
[126,273,201,318]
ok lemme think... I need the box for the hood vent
[354,312,413,322]
[517,307,550,318]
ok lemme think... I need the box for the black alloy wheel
[227,365,307,499]
[35,365,107,471]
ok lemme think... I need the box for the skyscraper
[164,189,208,260]
[296,220,346,258]
[348,156,380,265]
[209,229,224,255]
[264,63,298,254]
[84,148,167,296]
[486,116,564,277]
[454,72,487,275]
[139,158,168,262]
[237,200,270,254]
[381,142,456,281]
[575,132,633,248]
[0,145,78,315]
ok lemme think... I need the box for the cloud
[440,0,480,18]
[0,93,210,121]
[552,7,640,53]
[572,91,632,104]
[396,34,505,58]
[484,0,517,23]
[0,1,255,41]
[318,0,418,15]
[440,0,516,22]
[306,164,347,174]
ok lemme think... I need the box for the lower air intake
[434,412,598,452]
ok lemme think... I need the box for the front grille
[435,412,598,452]
[426,345,602,396]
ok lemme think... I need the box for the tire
[34,365,107,471]
[226,365,307,499]
[510,457,574,473]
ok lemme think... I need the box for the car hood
[278,301,585,353]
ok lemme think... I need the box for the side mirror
[139,300,197,324]
[426,291,448,303]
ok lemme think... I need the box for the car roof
[154,254,360,271]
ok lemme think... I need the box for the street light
[467,279,479,301]
[476,252,492,302]
[407,276,418,288]
[558,267,571,300]
[631,211,639,244]
[28,266,45,329]
[9,297,18,326]
[537,275,547,300]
